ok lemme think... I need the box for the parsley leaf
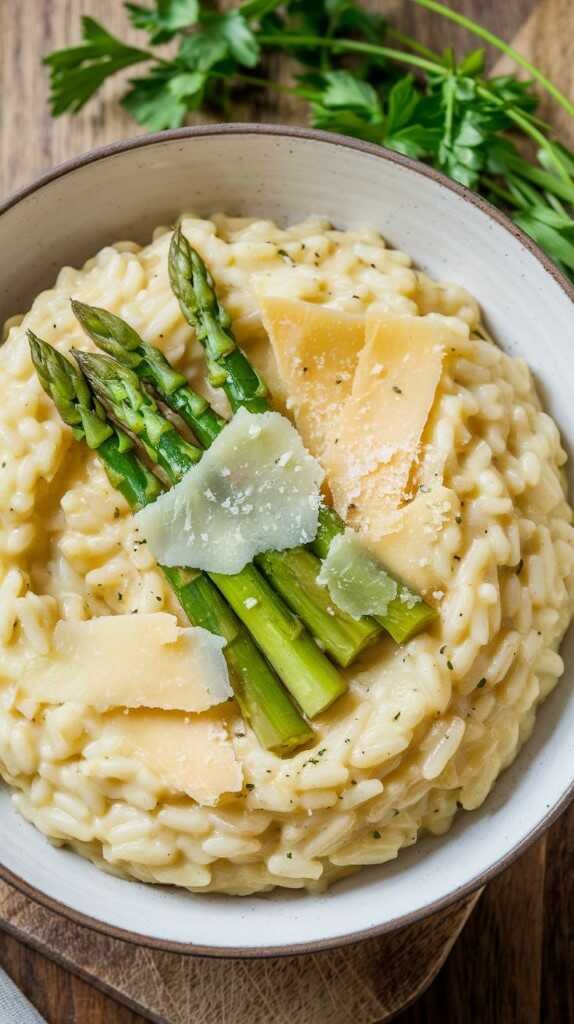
[317,71,382,121]
[168,70,207,102]
[385,123,441,160]
[126,0,199,45]
[123,65,190,129]
[43,17,151,115]
[179,11,260,72]
[42,0,574,284]
[385,75,421,135]
[239,0,284,18]
[382,76,439,159]
[323,0,386,41]
[458,48,485,77]
[307,70,383,143]
[487,75,538,114]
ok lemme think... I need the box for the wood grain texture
[0,1,573,1022]
[0,878,479,1024]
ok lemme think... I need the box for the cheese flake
[322,314,458,537]
[257,295,365,459]
[317,529,398,619]
[363,485,460,594]
[21,613,232,712]
[135,407,324,575]
[102,710,243,805]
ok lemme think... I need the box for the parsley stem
[482,176,524,209]
[474,83,573,185]
[506,106,572,184]
[257,34,444,77]
[386,27,440,63]
[504,158,574,203]
[210,70,302,97]
[410,0,574,120]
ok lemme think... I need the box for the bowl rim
[0,121,573,959]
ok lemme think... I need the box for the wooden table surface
[0,1,573,1021]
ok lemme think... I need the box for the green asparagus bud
[168,225,268,411]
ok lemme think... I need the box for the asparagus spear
[312,508,437,645]
[28,332,312,753]
[74,348,347,718]
[168,227,437,644]
[72,299,379,667]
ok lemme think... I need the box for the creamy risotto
[1,214,572,895]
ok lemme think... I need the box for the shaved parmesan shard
[257,296,365,459]
[365,485,460,594]
[103,710,243,805]
[21,613,231,712]
[317,530,398,619]
[322,314,461,538]
[135,407,324,575]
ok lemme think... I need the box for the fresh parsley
[126,0,199,45]
[43,0,574,280]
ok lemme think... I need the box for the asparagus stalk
[28,332,312,753]
[71,301,226,449]
[74,348,347,718]
[168,227,437,644]
[72,299,379,667]
[312,509,437,644]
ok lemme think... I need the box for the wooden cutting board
[0,2,573,1022]
[0,877,479,1024]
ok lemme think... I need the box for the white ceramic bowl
[1,125,573,957]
